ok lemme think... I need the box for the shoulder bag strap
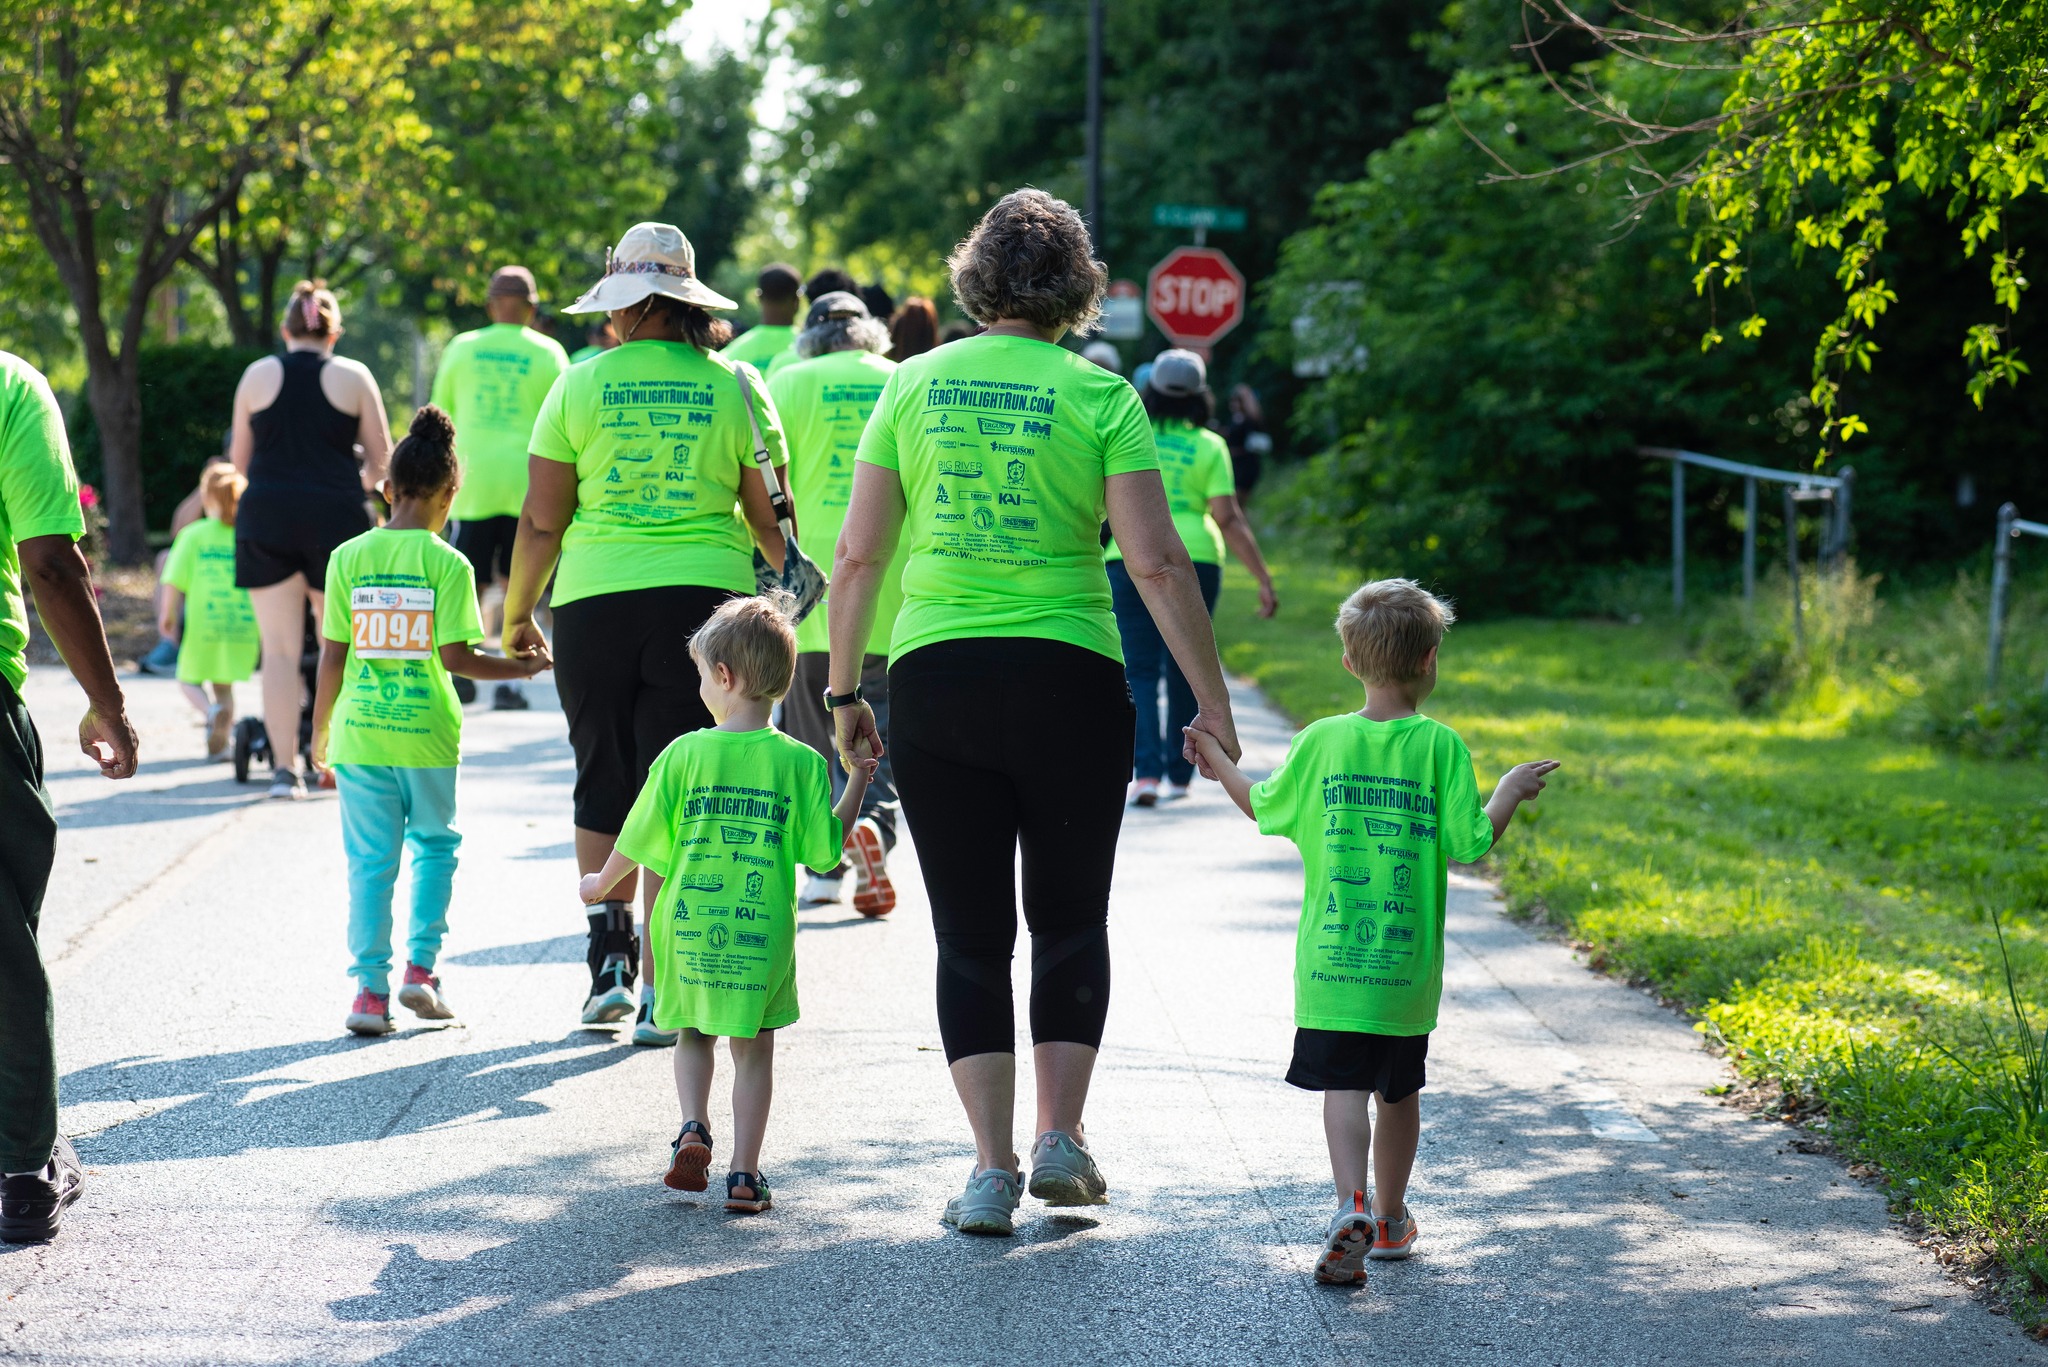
[732,363,796,537]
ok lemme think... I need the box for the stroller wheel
[232,716,267,784]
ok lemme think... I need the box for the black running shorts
[1286,1028,1429,1102]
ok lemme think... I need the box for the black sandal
[725,1170,772,1214]
[664,1122,714,1192]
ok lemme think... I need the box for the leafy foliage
[68,343,263,532]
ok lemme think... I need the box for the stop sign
[1145,246,1247,347]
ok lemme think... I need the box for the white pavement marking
[5,667,2039,1365]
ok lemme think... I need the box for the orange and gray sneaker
[1315,1190,1373,1285]
[1370,1205,1418,1259]
[846,817,895,917]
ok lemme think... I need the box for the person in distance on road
[720,263,803,371]
[763,267,860,376]
[570,317,618,365]
[311,405,549,1038]
[0,350,139,1245]
[579,592,874,1214]
[770,290,904,918]
[886,296,939,362]
[430,264,570,712]
[1108,348,1277,808]
[158,464,260,759]
[1184,578,1559,1288]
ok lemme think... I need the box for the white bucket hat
[564,222,737,315]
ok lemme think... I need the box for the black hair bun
[408,403,455,449]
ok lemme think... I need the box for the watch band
[822,685,865,711]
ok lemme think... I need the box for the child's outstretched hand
[577,871,609,904]
[1498,759,1561,804]
[1183,725,1224,781]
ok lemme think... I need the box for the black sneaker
[492,683,530,711]
[1,1136,84,1243]
[453,675,477,705]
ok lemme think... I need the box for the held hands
[79,704,138,780]
[832,699,883,776]
[1498,760,1561,805]
[502,620,551,670]
[1181,703,1240,775]
[577,871,611,905]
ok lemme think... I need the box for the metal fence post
[1784,485,1805,653]
[1672,459,1685,614]
[1989,502,2017,691]
[1742,476,1757,610]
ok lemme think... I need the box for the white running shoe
[1128,778,1160,808]
[846,818,895,917]
[396,964,454,1020]
[800,872,844,906]
[1026,1130,1109,1206]
[1164,780,1192,802]
[269,768,307,801]
[1315,1190,1373,1285]
[941,1166,1022,1237]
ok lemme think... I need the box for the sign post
[1145,246,1247,349]
[1152,203,1245,246]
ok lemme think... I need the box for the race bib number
[350,586,435,659]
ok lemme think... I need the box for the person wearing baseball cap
[429,264,569,710]
[499,223,796,1055]
[1108,347,1277,806]
[770,290,904,917]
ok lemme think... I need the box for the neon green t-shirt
[616,726,842,1037]
[163,516,258,685]
[1250,713,1495,1035]
[528,341,786,607]
[769,349,905,653]
[1105,419,1234,565]
[722,323,795,370]
[432,323,570,522]
[0,352,84,694]
[854,334,1159,664]
[320,528,484,768]
[570,344,608,364]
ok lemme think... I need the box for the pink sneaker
[345,990,393,1037]
[397,963,454,1020]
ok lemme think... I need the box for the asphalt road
[4,665,2039,1366]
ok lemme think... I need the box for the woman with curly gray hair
[826,188,1240,1236]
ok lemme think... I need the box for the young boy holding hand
[1186,578,1558,1287]
[579,593,874,1213]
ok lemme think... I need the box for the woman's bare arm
[826,461,907,763]
[502,457,580,657]
[1209,494,1277,618]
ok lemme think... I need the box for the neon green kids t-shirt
[615,727,842,1037]
[721,323,795,370]
[320,528,484,768]
[528,341,786,606]
[1105,419,1234,565]
[431,323,570,522]
[1250,713,1495,1035]
[855,334,1158,664]
[162,516,258,685]
[768,348,905,653]
[0,352,84,694]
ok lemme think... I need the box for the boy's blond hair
[689,591,799,702]
[200,463,247,528]
[1337,578,1455,683]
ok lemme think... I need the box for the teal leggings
[335,765,460,996]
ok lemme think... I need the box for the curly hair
[797,315,892,359]
[389,404,459,502]
[947,189,1106,335]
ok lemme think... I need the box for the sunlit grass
[1215,552,2048,1323]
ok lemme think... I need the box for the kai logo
[972,507,995,530]
[707,924,730,950]
[744,870,764,901]
[997,491,1022,507]
[977,416,1017,436]
[1006,459,1026,486]
[734,906,762,921]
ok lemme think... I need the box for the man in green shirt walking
[719,263,803,370]
[0,351,138,1244]
[431,265,570,709]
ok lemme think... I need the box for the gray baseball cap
[1148,348,1209,396]
[804,291,870,327]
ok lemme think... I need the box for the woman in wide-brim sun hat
[501,222,797,1052]
[825,188,1241,1236]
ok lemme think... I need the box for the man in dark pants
[0,351,139,1243]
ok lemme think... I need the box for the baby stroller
[232,605,320,784]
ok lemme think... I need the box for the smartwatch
[822,685,865,711]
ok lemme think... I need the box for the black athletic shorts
[551,583,740,835]
[453,515,519,585]
[1286,1028,1429,1101]
[234,492,371,591]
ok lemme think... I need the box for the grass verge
[1214,553,2048,1329]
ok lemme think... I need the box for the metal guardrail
[1986,502,2048,690]
[1639,448,1855,613]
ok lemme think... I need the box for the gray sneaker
[1026,1130,1108,1207]
[1315,1190,1373,1286]
[941,1166,1022,1236]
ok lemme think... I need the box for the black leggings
[889,637,1135,1061]
[552,583,739,834]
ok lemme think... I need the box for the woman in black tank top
[228,280,392,799]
